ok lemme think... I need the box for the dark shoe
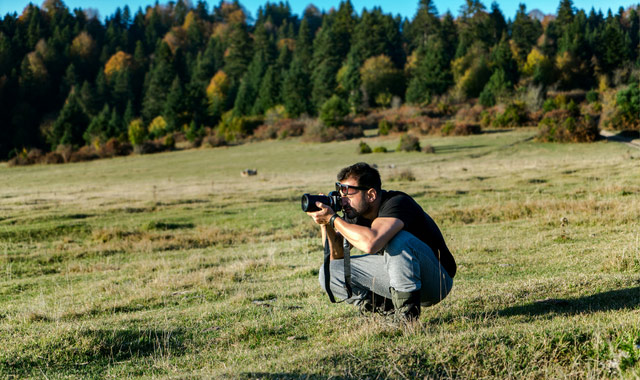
[390,288,421,321]
[359,292,394,316]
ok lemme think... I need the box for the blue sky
[1,0,636,22]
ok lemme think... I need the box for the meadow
[1,128,639,379]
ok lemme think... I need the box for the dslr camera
[301,191,342,213]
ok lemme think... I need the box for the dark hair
[337,162,381,191]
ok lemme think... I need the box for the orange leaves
[104,51,132,79]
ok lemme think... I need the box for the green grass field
[1,129,639,379]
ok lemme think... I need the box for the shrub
[388,168,416,182]
[69,145,99,163]
[492,101,528,127]
[537,109,599,142]
[128,119,147,151]
[586,90,599,103]
[42,152,64,164]
[397,134,421,152]
[441,121,454,135]
[100,138,132,157]
[148,116,168,138]
[605,81,640,130]
[423,144,435,153]
[452,123,482,136]
[216,112,262,142]
[378,119,391,135]
[319,95,349,127]
[358,141,372,154]
[373,146,388,153]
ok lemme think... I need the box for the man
[307,162,455,320]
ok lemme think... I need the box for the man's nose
[341,197,349,205]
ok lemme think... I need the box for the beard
[343,200,370,220]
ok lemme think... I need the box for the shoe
[390,288,421,322]
[359,292,394,316]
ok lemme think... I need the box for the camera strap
[323,233,353,303]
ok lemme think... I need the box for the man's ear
[367,188,377,202]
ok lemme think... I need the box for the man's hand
[306,201,335,225]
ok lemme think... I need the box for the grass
[1,128,639,378]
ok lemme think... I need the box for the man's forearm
[321,225,344,260]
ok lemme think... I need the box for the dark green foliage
[358,141,372,154]
[406,37,452,105]
[83,104,110,144]
[378,119,390,135]
[607,80,640,130]
[538,109,599,142]
[50,90,90,148]
[319,95,349,127]
[282,57,312,117]
[493,102,528,128]
[479,69,511,107]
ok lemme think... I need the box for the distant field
[1,129,639,379]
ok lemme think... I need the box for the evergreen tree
[83,104,110,144]
[511,4,543,66]
[406,37,452,104]
[50,89,89,147]
[223,22,252,83]
[142,60,174,123]
[282,57,312,117]
[164,76,186,132]
[408,0,440,50]
[252,65,280,115]
[233,52,265,116]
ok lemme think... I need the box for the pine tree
[282,57,312,117]
[223,22,252,83]
[83,104,110,144]
[142,60,174,123]
[252,65,280,115]
[406,37,452,104]
[408,0,440,51]
[164,76,185,132]
[233,52,265,116]
[50,89,89,148]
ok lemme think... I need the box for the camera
[301,191,342,213]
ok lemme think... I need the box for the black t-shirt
[348,190,456,278]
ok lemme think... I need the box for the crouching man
[306,162,456,321]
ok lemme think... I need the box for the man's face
[339,177,370,219]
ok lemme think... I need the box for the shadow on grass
[2,328,186,377]
[497,286,640,318]
[237,374,331,379]
[431,286,640,324]
[433,144,487,153]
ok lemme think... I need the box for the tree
[83,104,110,144]
[50,89,89,148]
[359,55,404,107]
[282,57,312,117]
[406,37,452,104]
[164,76,186,132]
[511,4,543,67]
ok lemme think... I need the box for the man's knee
[385,230,417,255]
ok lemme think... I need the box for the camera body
[301,191,342,213]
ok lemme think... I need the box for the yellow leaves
[360,55,397,85]
[70,31,95,60]
[277,38,295,51]
[104,51,132,79]
[206,71,230,101]
[183,11,198,30]
[523,47,549,76]
[148,116,168,137]
[26,51,48,79]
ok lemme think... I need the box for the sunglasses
[335,182,369,196]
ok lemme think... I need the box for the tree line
[0,0,639,159]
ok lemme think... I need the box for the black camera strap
[323,230,353,303]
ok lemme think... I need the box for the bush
[148,116,168,138]
[397,134,421,152]
[441,121,454,135]
[128,119,147,151]
[378,119,391,135]
[358,141,372,154]
[492,101,528,127]
[388,168,416,182]
[100,138,132,157]
[373,146,388,153]
[537,109,599,142]
[69,145,99,162]
[605,81,640,130]
[216,111,262,143]
[451,123,482,136]
[586,90,599,103]
[423,144,435,153]
[319,95,349,127]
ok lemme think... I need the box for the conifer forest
[1,0,639,163]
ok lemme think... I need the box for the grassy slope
[1,129,639,379]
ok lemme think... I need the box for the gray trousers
[318,231,453,306]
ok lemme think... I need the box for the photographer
[306,162,455,321]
